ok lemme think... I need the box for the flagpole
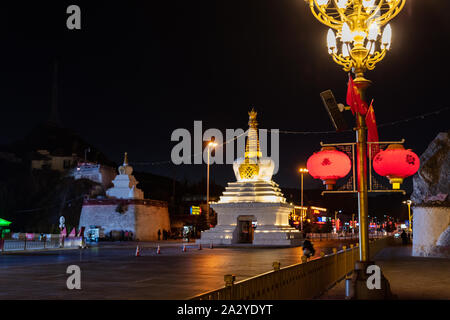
[354,77,371,261]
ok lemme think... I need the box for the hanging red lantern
[372,144,420,189]
[306,147,352,190]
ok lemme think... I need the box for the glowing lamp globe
[372,144,420,190]
[306,147,352,190]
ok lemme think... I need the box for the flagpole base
[346,261,395,300]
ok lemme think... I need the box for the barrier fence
[306,231,390,241]
[0,236,83,253]
[190,236,394,300]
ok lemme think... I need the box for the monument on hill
[79,153,170,241]
[197,109,302,246]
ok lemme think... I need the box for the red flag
[366,99,380,158]
[346,75,368,115]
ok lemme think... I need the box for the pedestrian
[157,229,161,241]
[302,237,315,260]
[400,230,408,245]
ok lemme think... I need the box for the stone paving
[319,245,450,300]
[0,239,355,300]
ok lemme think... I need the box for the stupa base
[196,202,303,247]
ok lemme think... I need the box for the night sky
[0,0,448,191]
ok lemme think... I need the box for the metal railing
[1,237,83,253]
[190,236,394,300]
[306,231,390,240]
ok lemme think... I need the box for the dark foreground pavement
[319,245,450,300]
[0,239,355,300]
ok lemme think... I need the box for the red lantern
[372,144,420,189]
[307,147,352,190]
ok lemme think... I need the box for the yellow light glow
[310,206,327,212]
[392,182,400,190]
[208,142,218,148]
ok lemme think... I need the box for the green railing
[190,237,394,300]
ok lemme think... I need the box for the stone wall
[79,199,170,241]
[135,204,170,241]
[412,206,450,258]
[411,131,450,258]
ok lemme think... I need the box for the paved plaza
[0,240,354,300]
[319,245,450,300]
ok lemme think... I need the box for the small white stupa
[106,152,144,199]
[79,152,170,241]
[198,109,302,246]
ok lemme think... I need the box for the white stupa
[106,152,144,199]
[198,109,302,246]
[79,152,170,241]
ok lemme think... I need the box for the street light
[334,210,342,234]
[206,141,218,228]
[298,168,309,231]
[306,0,406,263]
[402,200,413,232]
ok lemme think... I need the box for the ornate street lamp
[305,0,406,263]
[308,0,403,82]
[305,0,407,299]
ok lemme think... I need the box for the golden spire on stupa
[244,108,262,159]
[239,108,262,180]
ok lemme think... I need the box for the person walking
[400,230,408,245]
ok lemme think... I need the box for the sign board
[190,206,202,215]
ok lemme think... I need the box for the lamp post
[299,168,309,231]
[403,200,412,232]
[305,0,406,299]
[206,141,218,228]
[305,0,405,263]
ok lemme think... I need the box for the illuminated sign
[190,206,202,215]
[317,216,327,224]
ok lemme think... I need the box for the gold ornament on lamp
[307,0,404,83]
